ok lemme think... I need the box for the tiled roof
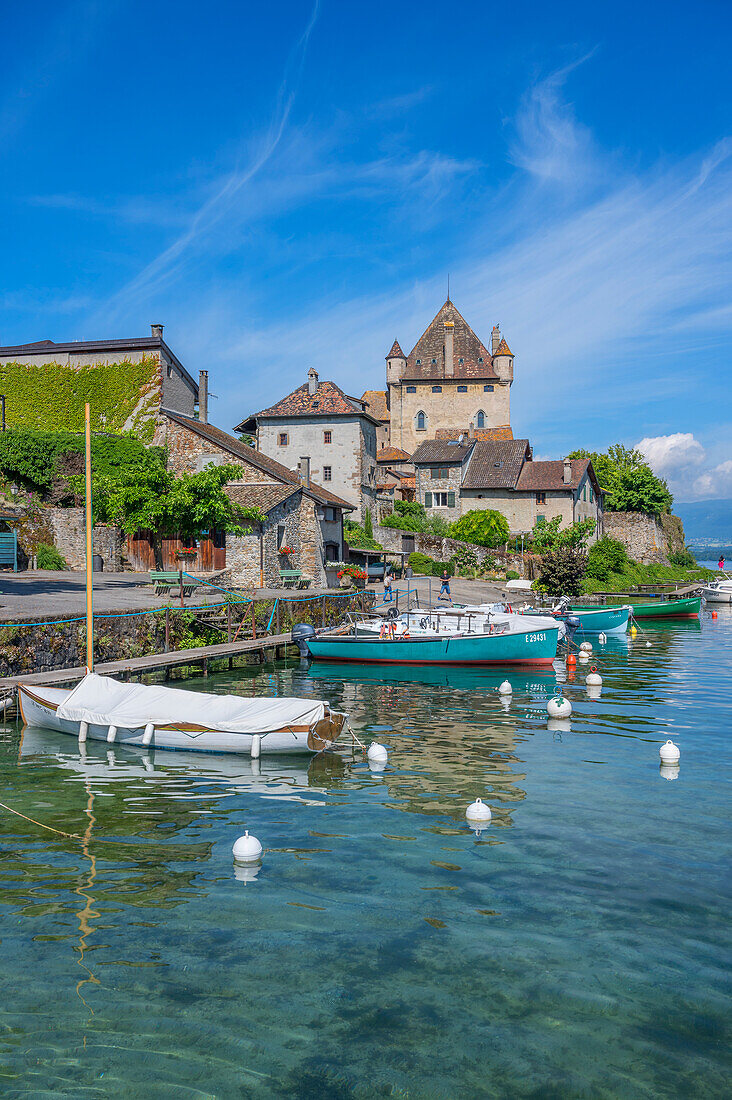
[515,458,590,493]
[386,339,405,359]
[412,440,474,464]
[162,410,355,510]
[362,389,389,421]
[245,379,376,422]
[435,426,514,442]
[461,440,531,490]
[377,445,412,463]
[403,301,497,381]
[401,476,416,489]
[495,338,513,356]
[224,482,298,513]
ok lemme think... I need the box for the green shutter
[447,491,455,508]
[425,492,433,508]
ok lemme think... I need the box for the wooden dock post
[227,603,232,642]
[165,607,170,652]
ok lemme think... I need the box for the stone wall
[372,524,528,575]
[603,511,686,564]
[226,492,332,588]
[49,508,124,570]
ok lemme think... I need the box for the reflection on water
[0,615,729,1096]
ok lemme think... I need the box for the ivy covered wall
[0,355,161,440]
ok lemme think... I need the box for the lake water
[0,611,729,1097]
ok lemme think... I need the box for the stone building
[235,369,379,524]
[411,438,603,538]
[0,324,203,436]
[156,410,352,586]
[362,300,514,454]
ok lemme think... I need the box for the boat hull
[572,597,701,619]
[18,685,342,755]
[306,625,559,665]
[526,606,630,634]
[702,586,732,604]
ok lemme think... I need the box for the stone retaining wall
[603,512,686,565]
[49,508,124,571]
[372,524,530,575]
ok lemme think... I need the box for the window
[416,359,421,365]
[416,411,426,431]
[431,358,437,364]
[583,485,587,501]
[406,385,416,393]
[431,385,442,393]
[484,384,494,392]
[322,507,336,522]
[278,433,288,446]
[537,514,546,523]
[277,524,286,548]
[476,410,485,428]
[458,357,464,364]
[478,357,484,363]
[323,430,332,444]
[427,491,456,508]
[536,491,546,505]
[457,385,467,393]
[325,542,339,562]
[430,466,451,479]
[323,466,332,481]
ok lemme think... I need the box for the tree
[568,444,673,516]
[530,516,596,552]
[94,457,263,568]
[537,547,587,596]
[381,501,428,532]
[363,509,373,539]
[450,509,510,548]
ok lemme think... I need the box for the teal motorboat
[301,621,560,666]
[523,604,630,635]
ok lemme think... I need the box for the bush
[430,560,454,577]
[408,552,436,574]
[363,510,373,539]
[531,516,596,552]
[668,548,696,568]
[506,569,520,580]
[450,546,478,576]
[344,519,382,550]
[586,537,629,581]
[537,547,587,596]
[36,543,67,570]
[450,509,509,548]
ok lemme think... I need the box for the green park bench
[150,571,200,598]
[279,569,312,589]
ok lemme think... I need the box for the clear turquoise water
[0,613,729,1097]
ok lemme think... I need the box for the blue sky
[1,0,730,500]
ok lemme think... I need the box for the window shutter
[447,491,455,508]
[425,492,432,508]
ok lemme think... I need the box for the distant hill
[674,499,732,545]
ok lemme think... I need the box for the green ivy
[0,355,160,434]
[0,428,163,491]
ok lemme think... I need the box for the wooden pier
[0,632,296,692]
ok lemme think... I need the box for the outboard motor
[564,615,581,644]
[292,622,317,658]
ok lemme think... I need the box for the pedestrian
[438,568,452,602]
[384,565,393,603]
[719,555,726,572]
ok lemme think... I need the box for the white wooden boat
[18,672,346,756]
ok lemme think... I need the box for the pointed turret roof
[495,338,513,356]
[404,301,496,380]
[386,339,405,360]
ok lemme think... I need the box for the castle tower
[492,333,514,383]
[385,339,406,385]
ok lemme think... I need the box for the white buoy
[465,797,491,822]
[578,652,589,663]
[659,763,680,782]
[646,641,652,647]
[250,734,261,759]
[367,742,388,765]
[232,831,263,863]
[499,680,512,695]
[547,693,572,719]
[598,632,607,645]
[580,641,592,653]
[659,740,680,764]
[586,666,602,686]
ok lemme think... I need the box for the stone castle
[362,299,514,453]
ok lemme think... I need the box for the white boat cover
[56,673,326,734]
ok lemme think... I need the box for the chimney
[151,323,164,338]
[307,367,319,396]
[563,458,572,484]
[299,456,311,487]
[198,370,208,423]
[468,421,475,440]
[443,320,454,377]
[491,324,500,354]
